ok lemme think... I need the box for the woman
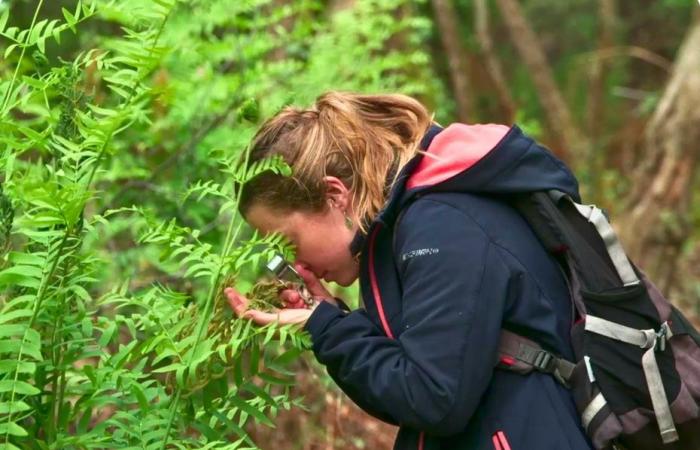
[224,92,593,450]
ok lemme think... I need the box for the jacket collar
[349,124,444,258]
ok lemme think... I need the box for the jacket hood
[377,123,581,226]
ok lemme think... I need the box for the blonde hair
[238,91,433,231]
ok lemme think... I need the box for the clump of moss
[246,278,308,311]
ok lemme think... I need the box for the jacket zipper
[369,223,426,450]
[368,223,393,338]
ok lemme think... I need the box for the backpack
[496,190,700,450]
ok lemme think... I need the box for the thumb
[294,263,330,296]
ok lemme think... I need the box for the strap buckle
[532,350,556,372]
[655,322,671,352]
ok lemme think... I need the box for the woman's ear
[323,176,351,211]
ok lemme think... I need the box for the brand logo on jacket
[401,248,440,261]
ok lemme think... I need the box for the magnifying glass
[265,253,314,306]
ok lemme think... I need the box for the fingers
[280,289,302,306]
[225,287,311,326]
[294,263,332,297]
[246,308,313,326]
[294,263,318,285]
[243,309,281,325]
[224,287,249,317]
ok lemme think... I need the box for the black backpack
[496,190,700,450]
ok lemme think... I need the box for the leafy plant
[0,0,444,447]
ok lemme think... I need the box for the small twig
[580,45,673,73]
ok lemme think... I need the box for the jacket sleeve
[303,199,518,435]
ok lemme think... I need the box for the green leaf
[0,360,36,374]
[74,0,82,21]
[0,401,30,414]
[81,317,93,337]
[0,380,40,396]
[257,372,295,386]
[241,382,276,407]
[0,422,28,437]
[152,362,182,374]
[71,285,92,302]
[131,383,149,412]
[0,9,9,33]
[61,8,76,32]
[263,323,277,346]
[228,395,274,427]
[98,321,116,347]
[8,252,43,267]
[29,19,47,44]
[4,26,17,39]
[232,355,244,387]
[4,44,19,60]
[271,347,302,367]
[77,406,92,434]
[0,310,33,325]
[17,123,44,140]
[248,342,260,377]
[209,410,255,447]
[0,324,27,339]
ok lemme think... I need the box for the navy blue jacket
[304,123,594,450]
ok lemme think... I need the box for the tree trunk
[586,0,617,200]
[327,0,356,15]
[431,0,474,122]
[268,0,297,61]
[618,20,700,293]
[587,0,616,140]
[474,0,516,122]
[494,0,590,161]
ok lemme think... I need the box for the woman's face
[245,180,360,287]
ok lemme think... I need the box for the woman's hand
[278,263,338,308]
[224,287,316,326]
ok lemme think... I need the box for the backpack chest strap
[497,330,576,387]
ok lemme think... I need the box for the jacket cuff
[303,300,345,341]
[334,297,352,312]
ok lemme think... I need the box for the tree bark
[474,0,516,122]
[431,0,474,122]
[494,0,590,161]
[618,20,700,293]
[586,0,616,199]
[268,0,297,61]
[587,0,616,139]
[327,0,356,15]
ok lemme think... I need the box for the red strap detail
[552,244,569,253]
[499,356,516,366]
[497,431,512,450]
[418,431,425,450]
[368,225,394,339]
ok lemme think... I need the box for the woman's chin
[332,272,357,287]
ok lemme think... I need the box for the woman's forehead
[246,203,298,236]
